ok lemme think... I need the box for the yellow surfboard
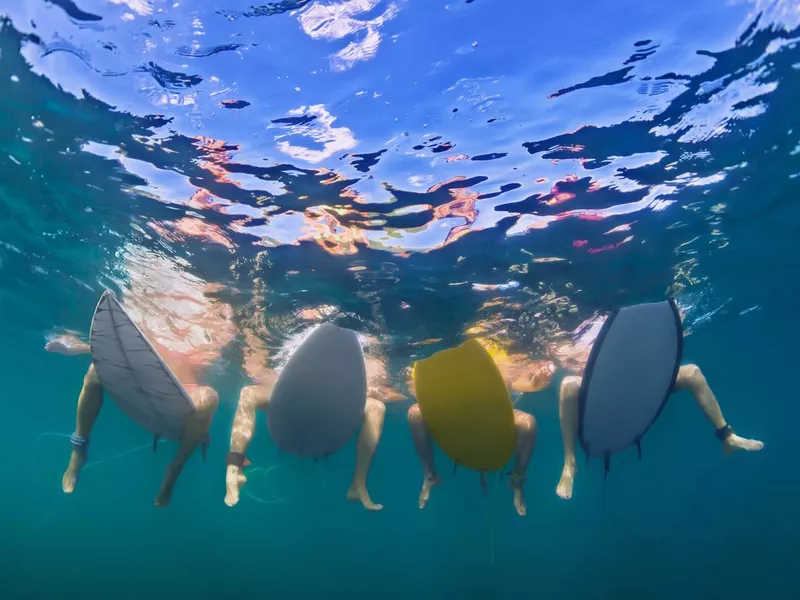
[413,339,515,472]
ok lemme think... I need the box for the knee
[560,376,581,399]
[84,363,101,388]
[678,364,703,389]
[514,411,538,437]
[191,386,219,414]
[682,364,702,380]
[407,402,422,424]
[240,385,269,410]
[240,385,257,407]
[365,397,386,419]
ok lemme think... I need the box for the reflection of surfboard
[578,299,683,472]
[267,323,367,458]
[413,339,515,472]
[90,290,195,440]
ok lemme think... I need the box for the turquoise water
[1,0,799,598]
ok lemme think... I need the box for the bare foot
[346,481,383,511]
[46,335,89,356]
[556,462,576,500]
[61,448,87,493]
[155,465,179,507]
[418,474,441,509]
[510,475,526,516]
[154,483,174,508]
[724,433,764,456]
[225,465,247,507]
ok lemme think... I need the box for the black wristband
[715,424,733,441]
[226,452,246,467]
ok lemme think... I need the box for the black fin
[585,452,590,467]
[636,438,642,460]
[153,434,160,453]
[480,471,488,497]
[604,455,611,479]
[452,461,459,476]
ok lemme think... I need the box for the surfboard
[267,323,367,458]
[413,339,515,472]
[578,299,683,470]
[90,289,195,440]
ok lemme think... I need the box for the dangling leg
[510,410,537,516]
[556,376,582,500]
[155,386,219,507]
[675,364,764,455]
[407,403,441,509]
[62,364,104,493]
[347,399,386,511]
[225,384,270,507]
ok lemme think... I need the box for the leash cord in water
[243,465,286,504]
[601,454,741,548]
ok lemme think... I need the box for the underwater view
[1,0,799,598]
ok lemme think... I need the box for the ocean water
[1,0,799,598]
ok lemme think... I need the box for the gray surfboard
[90,290,195,440]
[578,299,683,461]
[267,323,367,458]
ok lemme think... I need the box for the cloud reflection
[298,0,402,71]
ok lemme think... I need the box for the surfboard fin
[480,472,488,497]
[636,438,642,460]
[153,434,160,454]
[604,455,611,479]
[453,461,459,476]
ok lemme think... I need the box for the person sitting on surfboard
[224,321,407,512]
[46,255,236,506]
[406,337,556,517]
[553,305,764,501]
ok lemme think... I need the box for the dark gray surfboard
[578,299,683,468]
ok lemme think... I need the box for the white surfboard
[90,290,195,440]
[267,323,367,458]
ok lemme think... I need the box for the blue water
[1,0,799,598]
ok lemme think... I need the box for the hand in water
[45,335,89,356]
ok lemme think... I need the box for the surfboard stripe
[578,299,683,461]
[90,290,195,440]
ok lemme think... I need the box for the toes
[62,471,77,494]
